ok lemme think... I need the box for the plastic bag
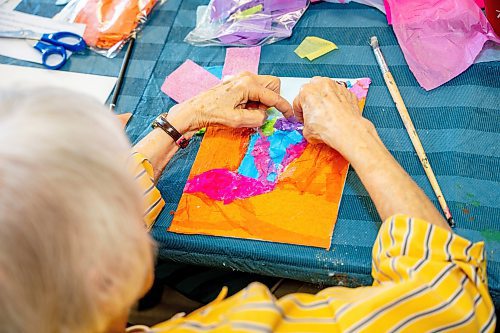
[55,0,160,58]
[185,0,310,47]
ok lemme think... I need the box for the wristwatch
[151,114,190,149]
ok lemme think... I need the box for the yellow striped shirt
[131,157,496,332]
[148,215,495,332]
[130,152,165,230]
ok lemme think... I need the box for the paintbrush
[109,34,135,111]
[370,36,455,228]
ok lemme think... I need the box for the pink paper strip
[222,46,261,78]
[161,60,221,103]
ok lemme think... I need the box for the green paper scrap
[294,36,338,61]
[260,108,281,136]
[234,4,263,20]
[261,118,277,136]
[196,128,206,135]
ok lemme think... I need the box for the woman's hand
[293,77,375,156]
[166,72,293,134]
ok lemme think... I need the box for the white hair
[0,89,154,333]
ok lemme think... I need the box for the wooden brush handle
[382,71,453,222]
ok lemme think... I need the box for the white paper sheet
[279,77,350,104]
[0,64,117,104]
[0,9,85,65]
[0,0,22,11]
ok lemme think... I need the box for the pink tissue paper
[386,0,500,90]
[222,46,261,78]
[161,60,220,103]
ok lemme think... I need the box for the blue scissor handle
[34,41,67,70]
[40,31,87,52]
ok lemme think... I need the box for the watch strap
[152,114,189,149]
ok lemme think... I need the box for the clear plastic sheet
[185,0,310,47]
[55,0,160,58]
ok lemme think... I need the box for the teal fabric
[4,0,499,307]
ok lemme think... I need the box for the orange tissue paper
[169,78,372,249]
[73,0,157,50]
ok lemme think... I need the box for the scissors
[0,29,86,70]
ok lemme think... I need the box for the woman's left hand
[165,72,294,134]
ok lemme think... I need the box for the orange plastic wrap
[59,0,157,56]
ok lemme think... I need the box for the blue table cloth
[5,0,499,307]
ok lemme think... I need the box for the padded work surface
[5,0,499,305]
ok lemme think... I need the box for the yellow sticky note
[234,4,263,19]
[294,36,338,61]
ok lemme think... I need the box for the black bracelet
[151,114,190,149]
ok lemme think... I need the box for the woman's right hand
[292,77,375,156]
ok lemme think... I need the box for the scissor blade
[0,29,41,40]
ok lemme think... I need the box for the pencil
[109,35,136,111]
[370,36,455,228]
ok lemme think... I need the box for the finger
[335,80,348,88]
[337,81,350,95]
[255,75,281,93]
[328,78,341,92]
[348,91,362,114]
[328,80,348,103]
[292,93,304,123]
[222,74,235,83]
[294,83,319,123]
[310,77,338,96]
[257,103,271,111]
[310,76,324,85]
[233,108,267,128]
[310,76,334,87]
[237,73,282,94]
[248,84,294,118]
[348,89,358,104]
[302,128,322,144]
[245,102,270,111]
[341,83,357,103]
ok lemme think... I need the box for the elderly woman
[0,73,495,333]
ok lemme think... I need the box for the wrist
[166,104,194,134]
[151,114,191,149]
[323,119,381,160]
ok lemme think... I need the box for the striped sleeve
[129,152,165,230]
[368,214,496,332]
[150,214,495,333]
[372,215,487,285]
